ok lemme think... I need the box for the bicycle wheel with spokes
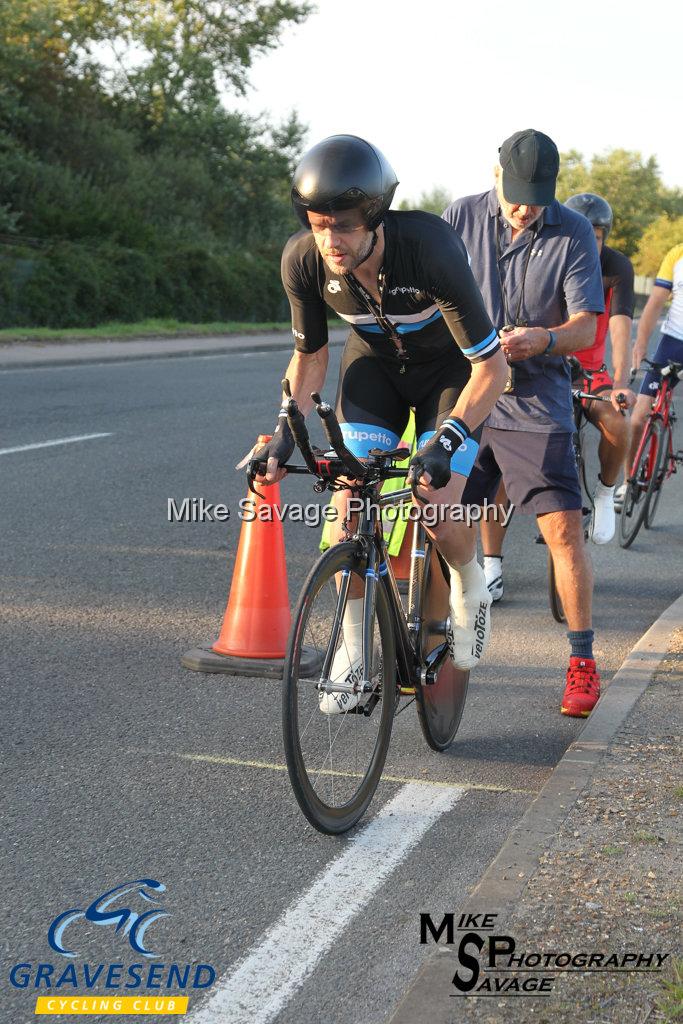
[547,550,566,623]
[644,421,668,528]
[619,422,659,548]
[415,548,468,752]
[282,542,396,834]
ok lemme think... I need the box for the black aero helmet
[291,135,398,231]
[564,192,613,240]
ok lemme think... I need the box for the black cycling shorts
[334,333,480,475]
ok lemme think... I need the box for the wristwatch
[544,330,557,354]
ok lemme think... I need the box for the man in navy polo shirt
[443,129,605,718]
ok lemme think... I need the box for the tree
[101,1,311,121]
[0,0,312,327]
[398,185,452,216]
[633,215,683,277]
[556,148,683,257]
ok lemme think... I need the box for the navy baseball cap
[499,129,560,206]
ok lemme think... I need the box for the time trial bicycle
[248,382,468,834]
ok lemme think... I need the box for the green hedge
[0,241,289,328]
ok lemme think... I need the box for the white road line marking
[188,782,463,1024]
[178,752,534,794]
[0,433,112,455]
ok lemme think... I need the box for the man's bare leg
[537,507,600,716]
[537,508,592,628]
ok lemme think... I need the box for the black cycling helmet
[291,135,398,231]
[564,192,613,240]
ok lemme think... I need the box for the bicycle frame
[628,374,675,487]
[331,486,450,703]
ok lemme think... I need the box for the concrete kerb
[387,591,683,1024]
[0,330,347,370]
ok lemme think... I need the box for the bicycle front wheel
[644,420,668,528]
[619,422,659,548]
[282,542,396,834]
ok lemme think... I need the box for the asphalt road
[1,346,681,1024]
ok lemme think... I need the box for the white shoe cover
[590,479,616,544]
[447,560,491,670]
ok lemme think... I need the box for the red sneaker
[561,657,601,717]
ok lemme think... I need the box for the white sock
[483,555,503,587]
[596,477,616,499]
[336,597,364,662]
[320,597,365,715]
[591,478,616,545]
[343,596,364,629]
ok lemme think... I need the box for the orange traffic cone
[182,437,318,679]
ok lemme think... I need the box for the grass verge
[0,319,295,343]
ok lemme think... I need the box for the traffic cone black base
[181,643,323,680]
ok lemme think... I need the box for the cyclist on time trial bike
[620,240,683,497]
[253,134,508,712]
[563,193,636,543]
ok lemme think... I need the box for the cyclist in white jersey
[616,242,683,505]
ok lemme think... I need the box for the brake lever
[406,465,428,505]
[246,458,267,497]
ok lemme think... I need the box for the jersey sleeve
[426,223,500,363]
[609,250,635,318]
[655,245,682,290]
[280,233,329,354]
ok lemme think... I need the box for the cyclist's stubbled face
[494,166,544,233]
[307,211,374,274]
[593,226,605,255]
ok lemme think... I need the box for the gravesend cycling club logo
[8,878,216,1016]
[420,911,670,998]
[48,879,169,958]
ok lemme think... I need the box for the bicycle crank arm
[419,641,450,686]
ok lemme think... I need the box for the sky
[230,0,678,206]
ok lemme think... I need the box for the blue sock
[567,629,594,660]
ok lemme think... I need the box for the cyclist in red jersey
[564,194,635,543]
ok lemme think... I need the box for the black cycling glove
[253,408,295,471]
[407,417,469,490]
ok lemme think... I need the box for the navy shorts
[462,426,582,515]
[639,333,683,397]
[334,332,480,475]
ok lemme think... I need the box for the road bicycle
[618,358,683,549]
[248,383,468,834]
[546,361,624,623]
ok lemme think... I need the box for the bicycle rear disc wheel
[619,423,658,548]
[415,551,468,752]
[547,550,566,623]
[644,421,667,528]
[282,542,396,834]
